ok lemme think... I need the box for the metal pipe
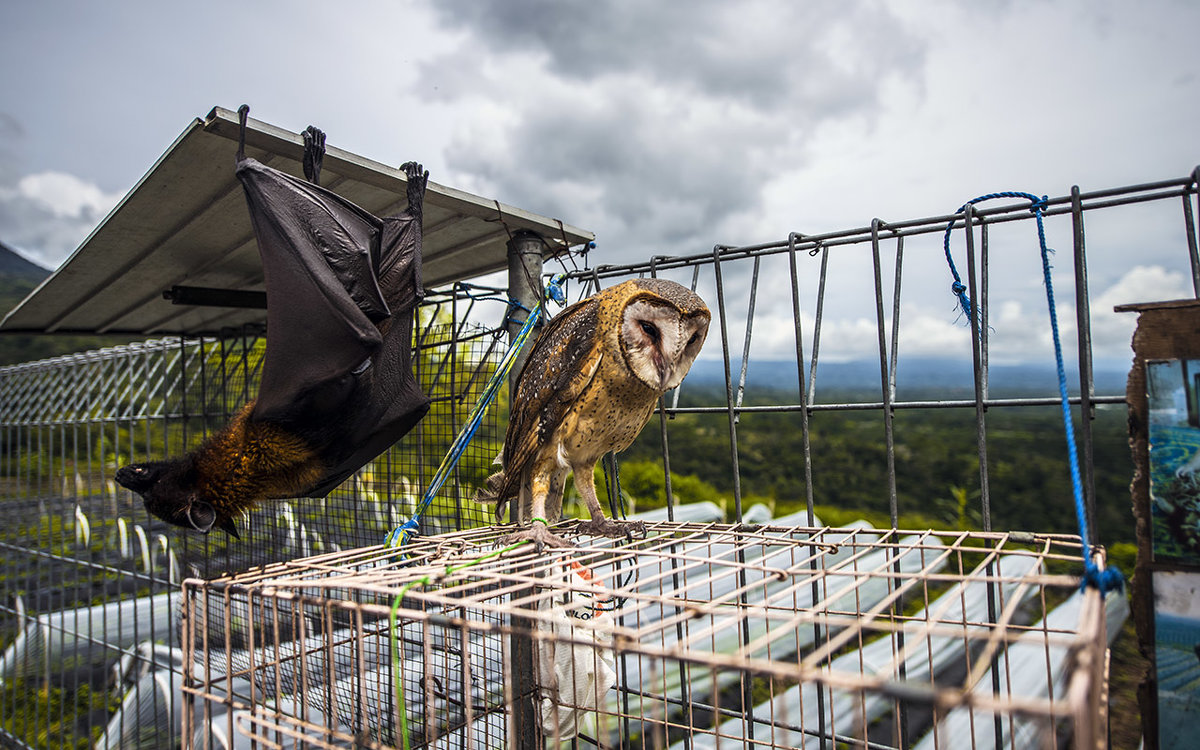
[1184,169,1200,296]
[871,219,899,525]
[569,170,1200,281]
[505,233,544,750]
[506,230,545,397]
[787,232,828,750]
[1072,185,1099,544]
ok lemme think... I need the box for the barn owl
[478,278,711,548]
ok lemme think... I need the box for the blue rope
[384,274,567,549]
[941,192,1049,323]
[943,193,1123,593]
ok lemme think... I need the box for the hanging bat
[115,106,431,538]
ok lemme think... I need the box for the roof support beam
[163,286,267,310]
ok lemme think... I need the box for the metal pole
[505,229,543,750]
[506,230,545,396]
[1071,186,1099,543]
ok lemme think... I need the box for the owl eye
[639,320,660,343]
[687,332,699,346]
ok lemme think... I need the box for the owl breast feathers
[479,278,711,535]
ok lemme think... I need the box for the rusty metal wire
[182,521,1122,749]
[4,168,1197,747]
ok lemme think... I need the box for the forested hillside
[613,389,1135,544]
[0,242,132,365]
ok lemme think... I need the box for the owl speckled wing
[482,277,711,550]
[494,296,604,503]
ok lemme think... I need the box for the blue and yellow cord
[385,274,567,549]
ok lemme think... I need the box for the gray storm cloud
[417,0,926,263]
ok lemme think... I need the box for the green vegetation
[0,293,1144,746]
[612,395,1134,544]
[0,678,116,750]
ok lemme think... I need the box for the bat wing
[238,156,389,424]
[300,172,431,496]
[499,297,603,494]
[235,130,430,497]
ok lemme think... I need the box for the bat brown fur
[192,402,326,513]
[114,124,431,539]
[116,402,326,538]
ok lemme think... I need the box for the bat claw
[400,161,428,216]
[576,518,646,539]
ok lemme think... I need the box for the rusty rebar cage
[0,285,510,749]
[181,522,1125,750]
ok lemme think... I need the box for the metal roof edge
[1,115,208,330]
[202,106,594,244]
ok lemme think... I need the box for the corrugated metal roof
[0,106,594,336]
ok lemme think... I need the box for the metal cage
[181,521,1125,750]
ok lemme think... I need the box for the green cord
[530,516,548,525]
[388,538,532,748]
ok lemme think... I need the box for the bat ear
[184,501,217,534]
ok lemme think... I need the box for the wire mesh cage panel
[0,288,509,749]
[181,522,1125,750]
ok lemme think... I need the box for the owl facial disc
[620,297,710,392]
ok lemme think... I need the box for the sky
[1,0,1197,369]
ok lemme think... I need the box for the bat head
[115,459,241,538]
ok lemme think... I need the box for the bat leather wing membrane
[235,120,430,498]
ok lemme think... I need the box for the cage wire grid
[0,285,511,749]
[2,169,1198,747]
[180,521,1120,750]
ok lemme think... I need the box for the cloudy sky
[1,0,1197,369]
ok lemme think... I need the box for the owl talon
[576,518,646,539]
[501,523,573,552]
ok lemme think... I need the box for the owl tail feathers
[474,470,512,522]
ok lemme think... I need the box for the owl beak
[656,338,687,390]
[657,359,680,391]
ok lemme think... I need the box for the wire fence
[183,521,1126,750]
[0,284,509,748]
[0,168,1197,747]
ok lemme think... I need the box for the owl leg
[573,461,646,539]
[501,469,572,551]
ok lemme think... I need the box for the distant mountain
[0,241,48,327]
[0,240,133,366]
[0,240,50,280]
[684,356,1130,398]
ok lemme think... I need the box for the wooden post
[1117,298,1200,750]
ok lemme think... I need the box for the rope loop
[383,516,421,549]
[1083,565,1125,594]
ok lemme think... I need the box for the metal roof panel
[1,107,593,335]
